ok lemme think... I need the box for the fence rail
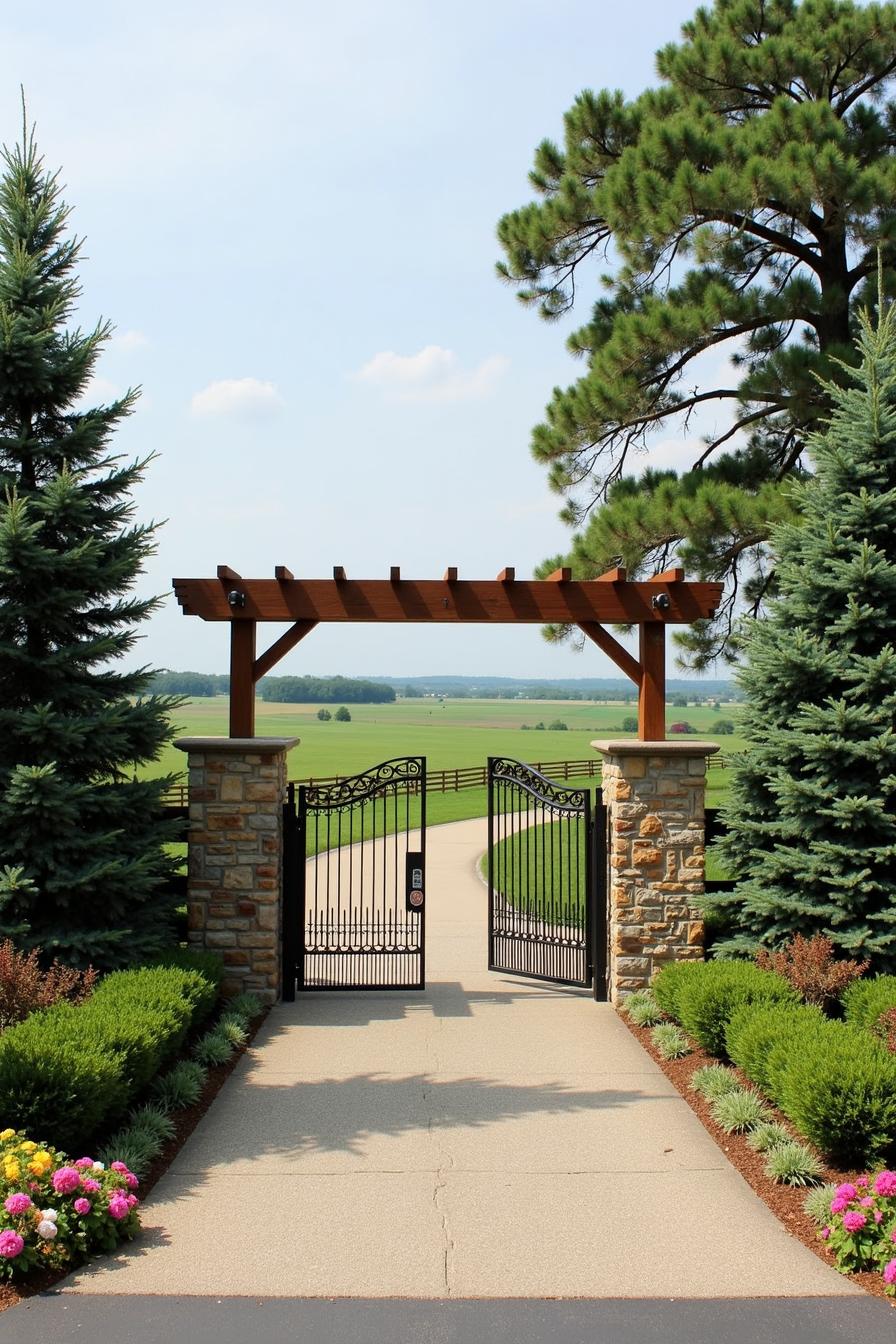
[161,751,730,809]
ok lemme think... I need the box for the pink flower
[126,1194,138,1208]
[107,1194,130,1221]
[110,1162,129,1173]
[843,1211,867,1233]
[3,1193,32,1215]
[835,1183,857,1201]
[860,1197,874,1207]
[884,1260,896,1286]
[81,1178,100,1194]
[75,1158,93,1169]
[0,1231,24,1259]
[73,1198,91,1215]
[875,1212,884,1224]
[52,1167,81,1195]
[124,1173,139,1190]
[830,1197,848,1214]
[820,1227,831,1241]
[874,1171,896,1198]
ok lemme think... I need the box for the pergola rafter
[172,565,723,740]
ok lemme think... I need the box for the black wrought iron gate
[282,757,426,997]
[487,757,608,998]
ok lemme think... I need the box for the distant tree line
[259,676,395,704]
[149,672,395,703]
[150,671,230,697]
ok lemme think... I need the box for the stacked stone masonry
[177,737,298,1004]
[593,741,718,1002]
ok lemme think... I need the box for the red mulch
[0,1007,269,1313]
[622,1015,892,1305]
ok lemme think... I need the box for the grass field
[153,696,742,818]
[486,818,588,927]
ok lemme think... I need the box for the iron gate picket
[487,757,608,997]
[282,756,426,997]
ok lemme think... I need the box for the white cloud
[111,329,149,352]
[190,377,284,419]
[355,345,509,403]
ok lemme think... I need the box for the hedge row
[0,955,221,1152]
[652,961,799,1056]
[724,1001,896,1166]
[651,961,896,1166]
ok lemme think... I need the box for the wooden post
[638,622,666,741]
[229,620,257,737]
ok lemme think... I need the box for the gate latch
[406,852,424,912]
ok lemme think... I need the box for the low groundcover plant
[0,1127,139,1278]
[819,1171,896,1295]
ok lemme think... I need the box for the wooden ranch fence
[161,753,729,809]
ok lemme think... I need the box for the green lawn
[152,695,743,798]
[156,696,738,868]
[485,818,589,927]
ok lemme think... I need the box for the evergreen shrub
[777,1032,896,1166]
[843,976,896,1032]
[0,1011,122,1151]
[725,1003,825,1094]
[651,961,705,1021]
[0,964,217,1151]
[668,961,798,1057]
[729,1001,896,1163]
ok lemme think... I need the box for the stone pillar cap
[591,738,720,757]
[175,736,300,753]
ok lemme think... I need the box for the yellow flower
[27,1153,51,1176]
[20,1141,36,1153]
[3,1160,20,1180]
[0,1129,14,1142]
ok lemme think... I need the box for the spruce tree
[710,294,896,969]
[497,0,896,663]
[0,119,181,967]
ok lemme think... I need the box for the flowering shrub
[0,1127,139,1278]
[821,1171,896,1295]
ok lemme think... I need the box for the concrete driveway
[58,816,861,1301]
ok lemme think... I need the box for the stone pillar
[176,737,299,1004]
[591,739,719,1003]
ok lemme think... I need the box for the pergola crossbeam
[174,568,723,739]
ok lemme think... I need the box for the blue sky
[4,0,713,679]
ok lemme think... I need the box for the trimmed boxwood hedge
[653,961,799,1057]
[0,962,220,1152]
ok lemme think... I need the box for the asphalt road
[4,1294,895,1344]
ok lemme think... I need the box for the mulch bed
[0,1006,269,1314]
[622,1014,892,1305]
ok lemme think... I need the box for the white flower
[92,1162,104,1171]
[40,1208,58,1222]
[37,1220,58,1240]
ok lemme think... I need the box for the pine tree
[710,292,896,969]
[0,118,181,967]
[497,0,896,663]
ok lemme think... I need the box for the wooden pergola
[173,565,723,740]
